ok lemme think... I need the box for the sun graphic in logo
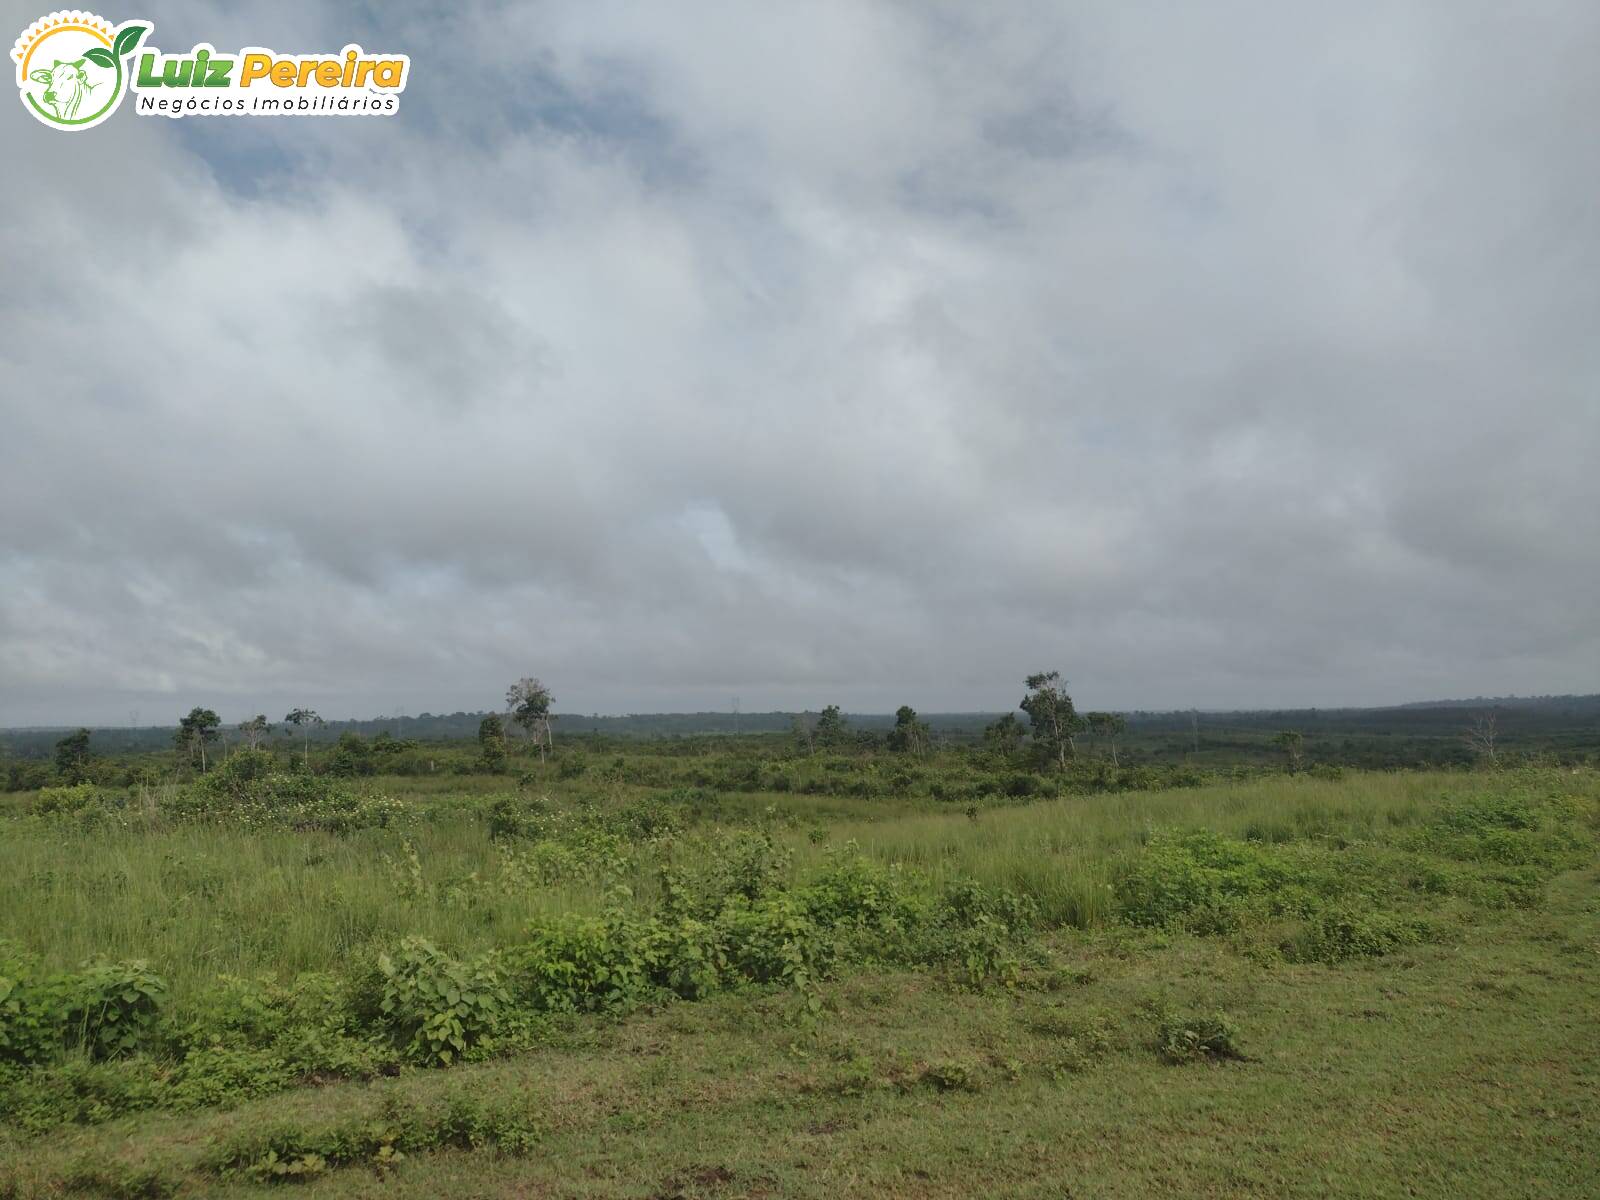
[11,10,149,130]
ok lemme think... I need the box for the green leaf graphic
[113,23,149,60]
[83,46,114,69]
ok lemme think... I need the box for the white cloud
[2,0,1597,724]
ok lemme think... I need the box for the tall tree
[505,677,554,760]
[983,712,1024,760]
[175,707,221,773]
[1085,712,1128,766]
[1271,729,1305,772]
[478,713,508,773]
[813,704,848,750]
[1020,671,1082,771]
[886,705,930,757]
[1463,712,1499,764]
[54,728,93,783]
[792,712,816,755]
[283,708,324,766]
[238,714,272,751]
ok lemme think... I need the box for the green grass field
[2,757,1596,1197]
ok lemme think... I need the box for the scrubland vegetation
[2,702,1597,1196]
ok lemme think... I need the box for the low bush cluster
[22,755,411,836]
[0,946,165,1066]
[486,796,638,886]
[1281,906,1430,965]
[1154,1009,1245,1064]
[501,839,1036,1020]
[171,754,411,833]
[1407,782,1593,871]
[208,1091,543,1182]
[1113,774,1592,963]
[0,845,1035,1132]
[1113,831,1334,933]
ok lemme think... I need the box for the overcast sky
[3,1,1597,726]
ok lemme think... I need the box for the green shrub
[60,1160,180,1199]
[616,794,685,839]
[0,943,54,1065]
[487,794,535,840]
[165,972,381,1085]
[210,1092,541,1181]
[506,916,647,1014]
[171,766,408,834]
[1409,784,1592,871]
[1002,773,1045,799]
[642,916,726,1001]
[0,1056,165,1130]
[57,961,167,1061]
[162,974,290,1054]
[798,849,914,933]
[921,1059,979,1092]
[1283,906,1429,964]
[1436,791,1538,834]
[167,1046,293,1110]
[1114,831,1325,932]
[926,879,1038,987]
[358,939,507,1065]
[824,1052,878,1096]
[30,784,121,817]
[1155,1010,1244,1064]
[704,829,792,908]
[717,894,830,988]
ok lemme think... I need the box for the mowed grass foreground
[1,764,1596,1197]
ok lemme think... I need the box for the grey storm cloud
[2,0,1597,726]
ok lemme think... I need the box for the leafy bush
[797,849,921,949]
[0,943,55,1065]
[356,939,508,1065]
[167,1046,293,1110]
[163,974,292,1053]
[657,829,792,921]
[210,1092,542,1182]
[171,763,409,834]
[717,894,831,989]
[1155,1010,1244,1063]
[1282,906,1429,964]
[60,1159,180,1199]
[487,794,537,840]
[30,784,121,817]
[505,911,652,1014]
[704,829,792,907]
[0,1056,165,1131]
[57,961,167,1060]
[1002,773,1046,799]
[616,794,685,839]
[1114,831,1326,933]
[642,916,726,1001]
[1399,783,1593,875]
[921,1059,980,1091]
[920,879,1039,987]
[164,972,380,1081]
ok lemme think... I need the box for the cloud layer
[3,0,1598,725]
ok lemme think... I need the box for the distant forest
[4,694,1598,764]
